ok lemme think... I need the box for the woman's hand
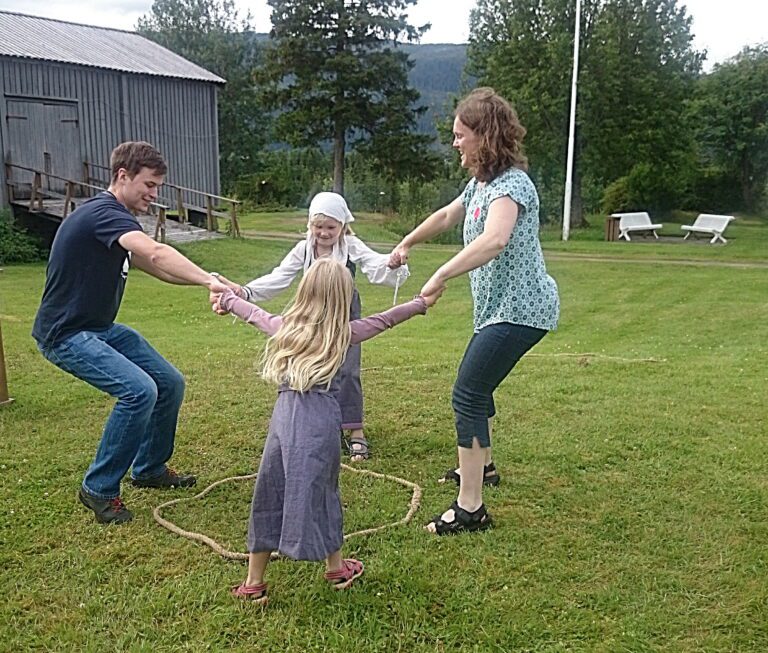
[388,242,410,269]
[421,285,444,308]
[420,270,447,301]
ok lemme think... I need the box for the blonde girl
[214,192,408,462]
[213,258,437,604]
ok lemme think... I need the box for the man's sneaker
[78,488,134,524]
[130,467,196,489]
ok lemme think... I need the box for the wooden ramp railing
[84,162,241,237]
[5,163,169,240]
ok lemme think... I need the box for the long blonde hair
[261,258,353,391]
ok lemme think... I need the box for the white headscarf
[303,192,356,271]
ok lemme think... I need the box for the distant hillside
[402,43,469,138]
[248,34,468,140]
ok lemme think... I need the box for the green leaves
[692,45,768,211]
[137,1,269,188]
[468,0,705,220]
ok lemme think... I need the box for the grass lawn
[1,229,767,652]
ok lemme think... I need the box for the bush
[383,179,464,244]
[601,163,686,215]
[0,210,45,265]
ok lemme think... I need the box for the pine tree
[261,0,430,194]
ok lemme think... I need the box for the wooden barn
[0,11,235,242]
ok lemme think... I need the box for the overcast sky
[2,0,765,69]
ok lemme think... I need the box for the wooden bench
[681,214,735,244]
[612,212,663,241]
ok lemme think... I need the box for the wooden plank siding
[0,57,220,206]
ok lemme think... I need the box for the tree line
[137,0,768,229]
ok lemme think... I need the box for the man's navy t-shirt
[32,192,144,348]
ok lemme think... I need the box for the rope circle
[153,463,423,561]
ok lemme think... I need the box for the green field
[1,221,767,652]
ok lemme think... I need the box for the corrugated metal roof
[0,11,225,84]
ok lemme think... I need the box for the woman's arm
[421,196,519,297]
[217,289,283,337]
[388,196,466,268]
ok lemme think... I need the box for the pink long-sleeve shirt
[218,290,427,344]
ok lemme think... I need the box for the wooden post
[63,181,73,219]
[29,172,41,210]
[5,163,14,203]
[0,289,13,407]
[176,188,185,224]
[206,195,214,232]
[155,207,167,243]
[230,201,240,238]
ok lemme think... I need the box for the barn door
[5,99,82,195]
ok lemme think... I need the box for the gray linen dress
[218,290,427,561]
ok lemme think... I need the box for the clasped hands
[389,243,447,307]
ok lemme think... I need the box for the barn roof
[0,11,225,84]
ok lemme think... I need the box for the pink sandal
[231,581,268,604]
[324,558,364,589]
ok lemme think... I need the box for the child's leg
[341,289,369,461]
[232,551,271,602]
[245,551,271,586]
[324,549,364,589]
[325,549,343,573]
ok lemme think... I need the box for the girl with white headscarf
[214,192,408,461]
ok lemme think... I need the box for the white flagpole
[562,0,582,241]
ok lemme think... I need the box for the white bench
[681,214,735,244]
[612,212,663,241]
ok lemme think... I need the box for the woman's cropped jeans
[452,322,546,448]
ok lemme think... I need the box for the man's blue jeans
[38,324,185,499]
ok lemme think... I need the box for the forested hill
[250,34,467,138]
[402,43,469,137]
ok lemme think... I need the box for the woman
[389,87,560,535]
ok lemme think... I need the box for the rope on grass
[361,351,666,373]
[152,464,422,562]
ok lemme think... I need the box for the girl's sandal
[438,462,501,487]
[346,437,371,462]
[324,558,365,590]
[231,581,268,604]
[426,501,493,536]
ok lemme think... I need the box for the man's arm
[118,231,227,291]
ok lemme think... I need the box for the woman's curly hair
[455,87,528,181]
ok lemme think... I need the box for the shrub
[0,210,45,265]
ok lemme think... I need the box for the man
[33,141,228,525]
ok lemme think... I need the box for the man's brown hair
[110,141,167,182]
[455,87,528,182]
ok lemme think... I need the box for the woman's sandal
[324,558,365,589]
[426,501,493,535]
[231,581,268,604]
[345,437,371,461]
[439,462,501,487]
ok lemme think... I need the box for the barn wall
[0,57,220,206]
